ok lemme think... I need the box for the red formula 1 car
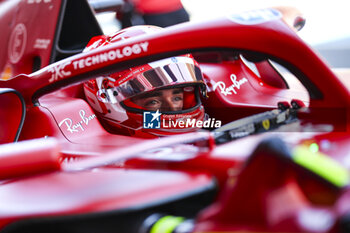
[1,0,350,232]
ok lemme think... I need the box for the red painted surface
[0,1,349,232]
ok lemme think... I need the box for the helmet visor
[96,57,204,104]
[122,84,201,113]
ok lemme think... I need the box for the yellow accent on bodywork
[150,216,184,233]
[293,146,349,188]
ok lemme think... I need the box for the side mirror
[0,88,26,143]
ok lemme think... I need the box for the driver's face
[131,88,184,112]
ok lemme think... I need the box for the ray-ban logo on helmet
[143,110,161,129]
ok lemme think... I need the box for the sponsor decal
[229,123,255,138]
[213,74,248,96]
[47,41,148,83]
[228,8,282,25]
[8,23,27,64]
[34,38,51,49]
[143,110,221,129]
[59,110,96,133]
[48,61,71,83]
[118,66,146,85]
[72,42,149,70]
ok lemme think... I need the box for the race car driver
[83,25,207,138]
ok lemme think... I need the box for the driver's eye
[173,96,183,102]
[145,99,160,107]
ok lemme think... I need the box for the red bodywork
[0,0,350,232]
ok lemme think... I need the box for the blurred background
[94,0,350,68]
